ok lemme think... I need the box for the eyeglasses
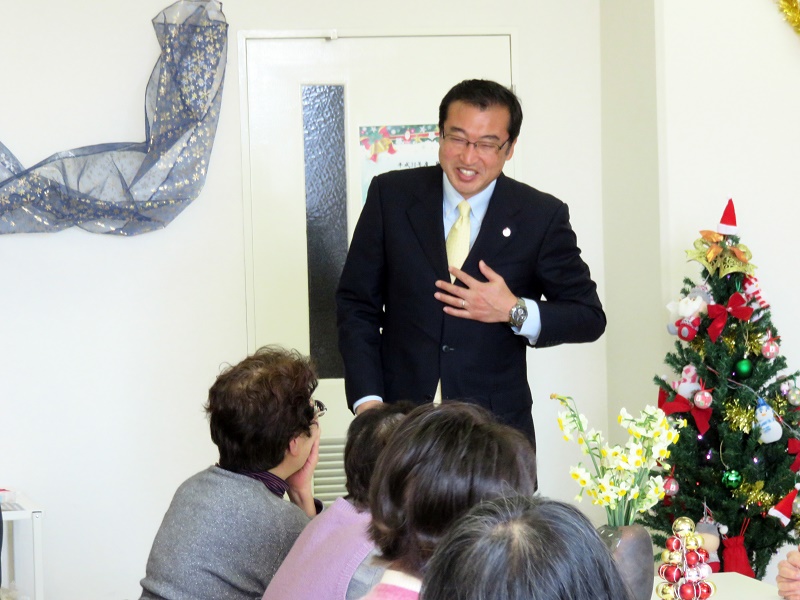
[312,399,327,418]
[440,133,510,157]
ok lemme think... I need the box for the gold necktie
[446,200,471,282]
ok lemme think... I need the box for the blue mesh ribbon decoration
[0,0,227,235]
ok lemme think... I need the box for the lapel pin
[502,227,511,237]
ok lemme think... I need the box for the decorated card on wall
[359,124,439,204]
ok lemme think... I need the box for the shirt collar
[224,466,288,499]
[442,172,497,221]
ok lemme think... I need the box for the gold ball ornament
[661,549,672,563]
[656,582,676,599]
[684,534,701,550]
[667,550,683,565]
[672,516,696,538]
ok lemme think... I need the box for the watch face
[510,302,528,327]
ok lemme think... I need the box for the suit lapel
[406,168,450,281]
[465,174,521,276]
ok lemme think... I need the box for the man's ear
[504,138,517,162]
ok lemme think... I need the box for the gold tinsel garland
[724,398,754,433]
[746,331,764,357]
[734,480,776,509]
[690,337,706,359]
[721,332,737,353]
[771,394,789,415]
[778,0,800,37]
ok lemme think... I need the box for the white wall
[657,0,800,328]
[599,2,667,445]
[1,1,247,597]
[655,0,800,583]
[1,1,606,597]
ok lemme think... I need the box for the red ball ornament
[679,582,698,600]
[698,582,713,599]
[663,565,683,583]
[685,550,701,566]
[762,341,780,359]
[665,535,682,551]
[664,476,680,497]
[693,390,713,409]
[696,547,709,563]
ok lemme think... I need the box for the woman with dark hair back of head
[140,346,324,600]
[420,495,634,600]
[264,402,415,600]
[361,401,538,599]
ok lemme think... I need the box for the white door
[241,32,514,442]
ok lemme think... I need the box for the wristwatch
[508,297,528,328]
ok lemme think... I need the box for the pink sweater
[360,570,421,600]
[263,497,378,600]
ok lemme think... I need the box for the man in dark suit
[336,79,605,444]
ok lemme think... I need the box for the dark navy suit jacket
[336,166,605,442]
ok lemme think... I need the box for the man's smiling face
[438,100,516,199]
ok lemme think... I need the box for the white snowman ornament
[754,397,782,444]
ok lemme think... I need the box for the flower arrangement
[552,394,683,527]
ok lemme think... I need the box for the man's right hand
[355,399,383,415]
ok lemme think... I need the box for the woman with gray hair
[421,496,633,600]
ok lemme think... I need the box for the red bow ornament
[706,293,754,343]
[658,388,712,435]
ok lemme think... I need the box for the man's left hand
[434,260,517,323]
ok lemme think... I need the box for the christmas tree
[638,200,800,579]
